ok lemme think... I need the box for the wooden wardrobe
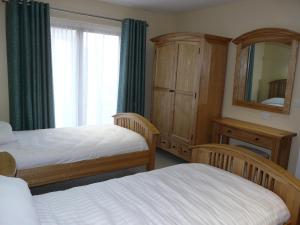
[150,33,231,161]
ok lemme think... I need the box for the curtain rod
[50,8,123,22]
[1,0,123,23]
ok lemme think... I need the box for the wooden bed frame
[269,78,287,98]
[1,143,299,224]
[191,144,300,225]
[0,113,159,187]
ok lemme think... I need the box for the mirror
[232,28,300,114]
[244,42,290,107]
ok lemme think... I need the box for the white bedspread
[0,125,148,170]
[33,164,290,225]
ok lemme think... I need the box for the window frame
[50,17,121,36]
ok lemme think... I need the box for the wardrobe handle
[169,90,175,93]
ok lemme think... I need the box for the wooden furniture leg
[212,123,222,143]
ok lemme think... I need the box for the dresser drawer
[220,126,273,149]
[169,140,191,161]
[168,141,180,155]
[180,144,191,161]
[158,136,170,150]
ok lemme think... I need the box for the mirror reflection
[244,42,291,107]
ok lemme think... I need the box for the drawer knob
[227,129,232,133]
[255,137,260,141]
[161,140,166,144]
[172,145,176,148]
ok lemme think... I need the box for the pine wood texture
[191,144,300,225]
[17,151,150,187]
[0,151,16,177]
[269,79,287,98]
[233,28,299,114]
[151,32,231,161]
[113,113,159,170]
[151,43,177,149]
[154,43,178,89]
[212,117,297,168]
[151,32,232,45]
[0,113,159,187]
[233,28,300,46]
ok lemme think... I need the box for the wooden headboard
[191,144,300,225]
[269,79,287,98]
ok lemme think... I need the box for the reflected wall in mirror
[233,28,300,114]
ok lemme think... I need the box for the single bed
[261,79,287,107]
[0,144,299,225]
[0,113,159,187]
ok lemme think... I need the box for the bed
[261,97,285,106]
[261,79,287,107]
[0,113,159,187]
[0,144,299,225]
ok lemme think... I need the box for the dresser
[150,33,231,161]
[212,118,297,168]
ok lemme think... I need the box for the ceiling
[98,0,242,12]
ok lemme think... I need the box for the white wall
[175,0,300,177]
[0,0,176,121]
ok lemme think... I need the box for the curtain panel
[51,26,120,127]
[6,0,55,130]
[117,18,147,116]
[245,44,255,101]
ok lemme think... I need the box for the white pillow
[0,176,40,225]
[261,97,285,106]
[0,121,17,145]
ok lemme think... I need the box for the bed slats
[114,113,159,171]
[209,152,234,172]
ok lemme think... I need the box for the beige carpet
[31,149,185,195]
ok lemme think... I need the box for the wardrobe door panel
[152,89,174,142]
[175,43,202,92]
[172,92,196,144]
[154,44,178,89]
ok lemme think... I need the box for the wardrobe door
[153,43,177,89]
[171,43,202,144]
[152,89,174,148]
[151,43,178,148]
[172,93,196,144]
[175,43,202,92]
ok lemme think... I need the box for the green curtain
[6,0,55,130]
[117,18,147,115]
[245,44,255,101]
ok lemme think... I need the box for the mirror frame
[232,28,300,114]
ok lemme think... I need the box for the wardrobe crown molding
[151,32,232,45]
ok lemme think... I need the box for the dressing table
[212,118,297,169]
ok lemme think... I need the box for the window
[51,20,120,128]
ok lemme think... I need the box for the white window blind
[51,22,120,128]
